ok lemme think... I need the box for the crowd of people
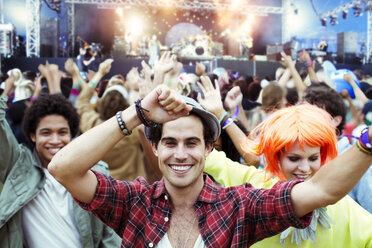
[1,47,372,247]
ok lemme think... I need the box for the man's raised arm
[291,127,372,217]
[48,85,191,203]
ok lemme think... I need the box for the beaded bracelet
[357,127,372,155]
[116,111,132,136]
[135,99,159,127]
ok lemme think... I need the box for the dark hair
[285,87,299,106]
[147,113,215,147]
[247,82,262,101]
[233,79,249,99]
[98,90,129,120]
[303,83,346,133]
[22,71,37,81]
[22,94,80,145]
[39,76,73,99]
[220,119,248,162]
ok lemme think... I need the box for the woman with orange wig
[205,104,372,247]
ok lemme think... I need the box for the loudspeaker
[337,32,357,57]
[40,18,60,57]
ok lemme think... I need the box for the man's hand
[343,73,355,84]
[98,59,114,76]
[154,51,175,74]
[38,62,62,94]
[195,62,206,77]
[280,51,296,69]
[224,86,243,111]
[64,58,80,78]
[141,85,192,124]
[196,76,225,118]
[139,60,153,98]
[298,48,311,63]
[1,73,16,96]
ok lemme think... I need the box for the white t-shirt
[22,168,82,248]
[156,233,206,248]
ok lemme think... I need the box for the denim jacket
[0,95,121,248]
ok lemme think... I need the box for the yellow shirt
[204,149,372,248]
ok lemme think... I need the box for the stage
[2,56,372,81]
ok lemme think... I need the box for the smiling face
[152,115,212,191]
[30,115,71,168]
[279,140,321,181]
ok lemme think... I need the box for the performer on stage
[148,34,161,67]
[318,39,328,52]
[239,34,253,58]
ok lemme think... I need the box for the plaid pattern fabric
[75,171,312,248]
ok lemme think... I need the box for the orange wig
[243,104,338,181]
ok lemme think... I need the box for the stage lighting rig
[353,3,363,16]
[330,14,338,25]
[320,16,327,26]
[342,9,348,19]
[44,0,61,13]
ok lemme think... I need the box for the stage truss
[319,0,372,64]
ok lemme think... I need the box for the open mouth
[47,147,62,155]
[294,174,310,180]
[169,165,192,174]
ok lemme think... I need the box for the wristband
[218,112,228,124]
[304,61,313,68]
[356,127,372,155]
[222,117,234,130]
[116,111,132,136]
[220,114,230,129]
[231,106,239,121]
[89,81,96,88]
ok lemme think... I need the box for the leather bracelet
[116,111,132,136]
[135,99,159,127]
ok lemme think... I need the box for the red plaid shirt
[76,171,312,248]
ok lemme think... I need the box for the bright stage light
[127,15,143,36]
[230,0,243,10]
[116,8,124,16]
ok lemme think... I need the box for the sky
[2,0,368,54]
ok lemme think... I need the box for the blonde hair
[243,104,338,181]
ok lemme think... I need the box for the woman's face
[279,140,321,181]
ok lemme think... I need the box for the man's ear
[30,133,36,143]
[205,142,213,157]
[151,141,158,156]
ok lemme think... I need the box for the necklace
[170,213,198,248]
[182,214,198,248]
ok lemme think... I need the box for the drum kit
[173,34,212,58]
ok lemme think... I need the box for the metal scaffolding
[67,3,75,57]
[366,2,372,63]
[319,0,372,64]
[26,0,41,57]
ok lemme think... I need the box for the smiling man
[0,86,120,247]
[49,84,372,248]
